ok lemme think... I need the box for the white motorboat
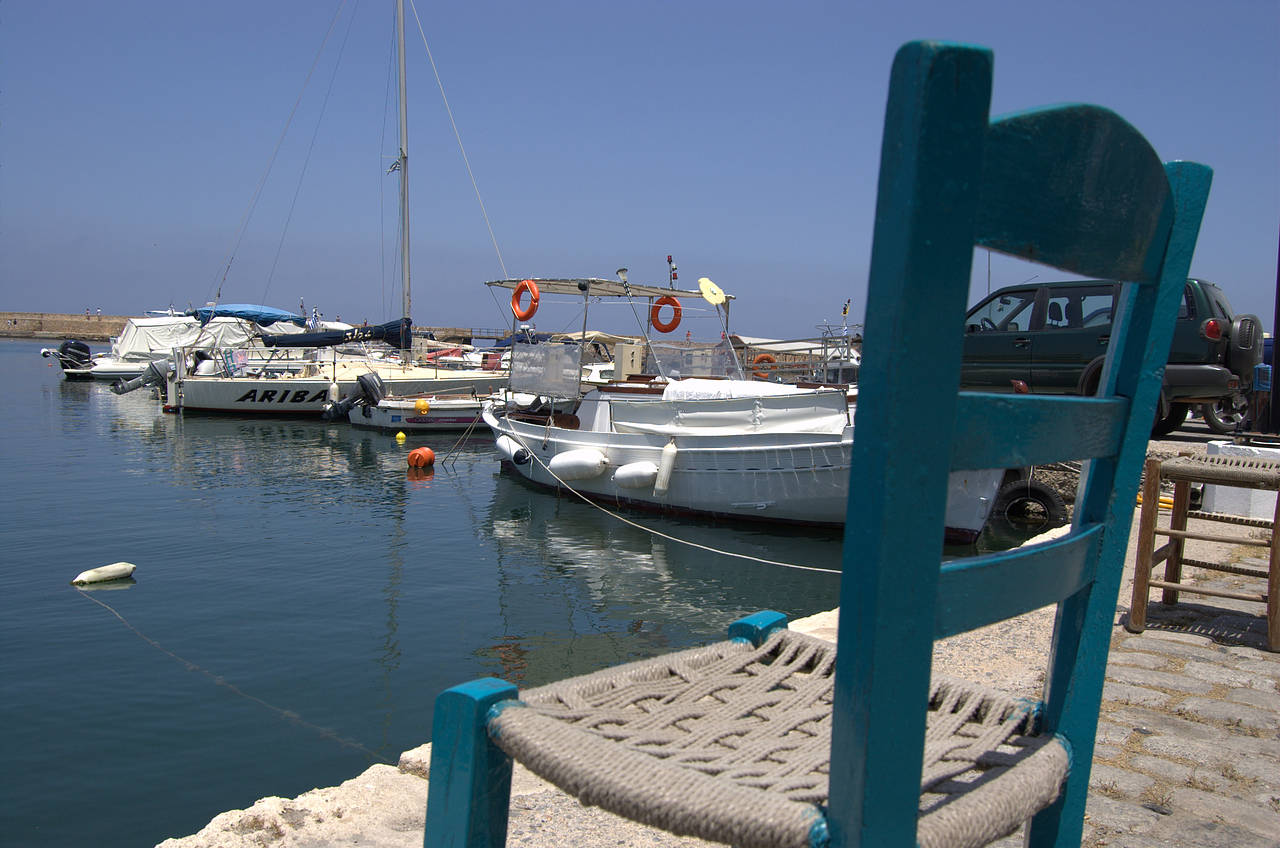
[346,390,486,431]
[483,377,1002,544]
[41,311,296,381]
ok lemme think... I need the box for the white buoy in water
[71,562,136,585]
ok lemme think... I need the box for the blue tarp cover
[189,304,305,327]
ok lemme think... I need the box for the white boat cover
[111,316,270,360]
[611,388,849,436]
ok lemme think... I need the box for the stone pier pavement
[159,509,1280,848]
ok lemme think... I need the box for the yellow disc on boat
[415,398,430,414]
[698,277,726,305]
[396,431,407,442]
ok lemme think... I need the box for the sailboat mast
[396,0,411,348]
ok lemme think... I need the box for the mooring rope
[75,588,388,762]
[501,421,842,576]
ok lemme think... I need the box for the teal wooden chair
[424,41,1212,848]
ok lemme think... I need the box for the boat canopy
[188,304,305,327]
[112,316,265,359]
[259,317,411,349]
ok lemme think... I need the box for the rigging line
[262,0,364,305]
[501,423,842,575]
[75,588,387,762]
[210,0,349,305]
[407,0,508,279]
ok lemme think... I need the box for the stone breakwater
[1,311,128,342]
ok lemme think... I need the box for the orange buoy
[751,352,776,379]
[407,447,436,467]
[511,279,540,321]
[650,295,682,333]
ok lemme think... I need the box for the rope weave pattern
[491,629,1068,848]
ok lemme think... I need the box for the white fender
[495,434,522,462]
[613,461,659,489]
[327,382,341,402]
[654,441,677,495]
[71,562,136,585]
[547,448,607,480]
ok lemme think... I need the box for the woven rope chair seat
[490,629,1069,848]
[1161,454,1280,490]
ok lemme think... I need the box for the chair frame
[424,40,1212,848]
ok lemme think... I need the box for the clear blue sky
[2,0,1277,339]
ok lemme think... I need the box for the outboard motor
[111,358,172,395]
[41,339,93,378]
[320,371,387,421]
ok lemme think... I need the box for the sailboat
[159,0,508,415]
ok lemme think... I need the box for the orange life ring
[511,279,540,321]
[751,352,776,379]
[650,296,682,333]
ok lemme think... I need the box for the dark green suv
[963,278,1262,436]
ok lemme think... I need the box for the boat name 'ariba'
[234,389,331,404]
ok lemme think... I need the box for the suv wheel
[1201,394,1248,434]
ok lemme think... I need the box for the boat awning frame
[484,278,734,301]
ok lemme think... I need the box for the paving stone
[1151,818,1280,848]
[1119,635,1238,665]
[1123,754,1196,785]
[1089,763,1155,798]
[1139,731,1280,767]
[1182,659,1270,689]
[1226,685,1280,711]
[1169,786,1280,843]
[1108,650,1174,671]
[1103,681,1175,708]
[1107,706,1233,744]
[1140,631,1216,648]
[1105,665,1215,695]
[1096,720,1135,746]
[1093,742,1124,762]
[1082,793,1162,834]
[1231,659,1280,680]
[1176,696,1280,733]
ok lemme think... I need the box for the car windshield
[966,289,1036,332]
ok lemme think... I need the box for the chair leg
[424,678,519,848]
[1161,480,1190,605]
[1268,494,1280,652]
[1126,458,1162,633]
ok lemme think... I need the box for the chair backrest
[829,42,1211,846]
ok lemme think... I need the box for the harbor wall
[0,311,128,342]
[0,312,487,345]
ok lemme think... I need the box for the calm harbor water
[3,337,1039,845]
[4,338,850,846]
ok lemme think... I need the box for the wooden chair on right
[424,40,1213,848]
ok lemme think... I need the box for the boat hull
[484,407,1001,542]
[167,368,506,415]
[349,395,486,430]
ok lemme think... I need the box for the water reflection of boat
[474,468,842,685]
